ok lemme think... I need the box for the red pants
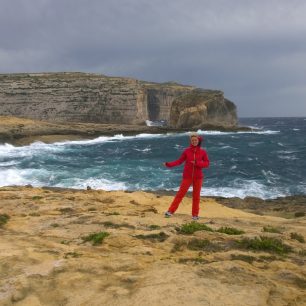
[168,178,203,216]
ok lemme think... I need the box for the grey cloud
[0,0,306,116]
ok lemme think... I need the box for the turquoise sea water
[0,117,305,199]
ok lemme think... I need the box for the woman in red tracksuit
[163,133,210,220]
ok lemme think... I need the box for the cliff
[170,90,237,128]
[0,73,237,128]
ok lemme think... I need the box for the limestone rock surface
[170,90,237,128]
[0,73,237,128]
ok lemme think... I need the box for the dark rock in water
[170,89,237,128]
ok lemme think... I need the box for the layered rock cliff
[170,90,237,128]
[0,73,237,128]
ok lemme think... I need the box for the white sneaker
[165,211,172,218]
[192,216,199,221]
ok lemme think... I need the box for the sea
[0,117,305,199]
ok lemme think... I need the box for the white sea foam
[145,120,166,127]
[293,128,300,131]
[0,133,167,154]
[0,168,50,187]
[134,147,151,152]
[0,161,20,167]
[0,169,27,186]
[0,127,281,155]
[278,155,298,160]
[201,181,287,199]
[261,170,281,184]
[248,141,264,147]
[0,141,66,159]
[55,177,128,191]
[196,129,280,135]
[219,145,235,149]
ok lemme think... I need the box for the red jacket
[165,137,210,179]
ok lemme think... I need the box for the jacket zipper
[191,149,196,180]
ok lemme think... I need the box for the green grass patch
[148,224,161,230]
[60,240,70,245]
[135,232,168,242]
[262,226,283,233]
[298,250,306,257]
[231,254,256,264]
[290,232,305,243]
[294,212,305,218]
[186,238,221,252]
[178,257,209,265]
[171,239,187,253]
[32,196,43,200]
[237,236,293,255]
[293,277,306,289]
[88,207,97,212]
[101,221,135,229]
[106,212,120,216]
[177,222,214,235]
[51,223,59,227]
[216,227,245,235]
[29,212,40,217]
[82,231,110,246]
[59,207,74,213]
[0,214,10,227]
[258,255,279,262]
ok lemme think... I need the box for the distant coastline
[0,116,253,146]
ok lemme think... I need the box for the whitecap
[196,129,280,135]
[0,168,51,187]
[55,177,128,191]
[261,170,281,184]
[278,155,298,160]
[145,120,166,127]
[248,142,264,147]
[134,147,151,152]
[0,169,27,186]
[202,181,287,199]
[219,145,234,149]
[0,160,20,167]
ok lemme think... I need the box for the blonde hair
[189,132,199,139]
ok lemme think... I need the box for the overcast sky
[1,0,306,117]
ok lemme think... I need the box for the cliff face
[170,90,238,128]
[0,73,237,128]
[0,73,148,125]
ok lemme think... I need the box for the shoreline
[2,185,306,219]
[0,115,254,146]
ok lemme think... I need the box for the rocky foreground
[0,186,305,306]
